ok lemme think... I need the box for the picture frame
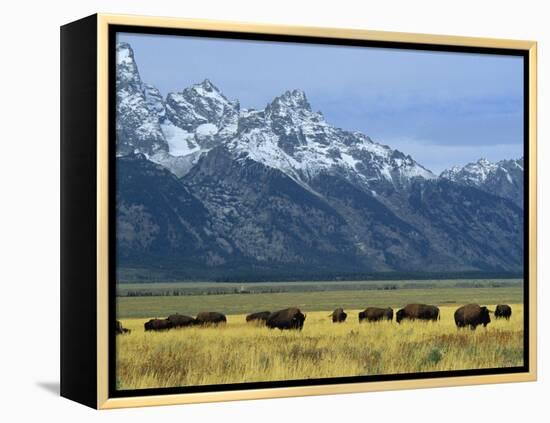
[60,13,537,409]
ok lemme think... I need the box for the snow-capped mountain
[115,42,434,187]
[227,89,435,190]
[116,43,168,156]
[115,41,524,280]
[441,157,524,207]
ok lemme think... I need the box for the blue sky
[118,32,524,174]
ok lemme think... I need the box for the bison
[246,311,271,324]
[396,304,440,324]
[144,318,172,331]
[454,304,491,329]
[495,304,512,320]
[167,314,196,328]
[331,308,347,323]
[115,320,130,335]
[266,307,306,330]
[358,307,393,322]
[195,311,227,325]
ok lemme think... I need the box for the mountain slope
[116,154,218,272]
[182,146,371,273]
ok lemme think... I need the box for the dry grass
[116,305,523,390]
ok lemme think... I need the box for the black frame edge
[60,13,98,409]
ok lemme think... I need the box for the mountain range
[115,42,524,281]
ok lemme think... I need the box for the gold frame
[96,13,537,409]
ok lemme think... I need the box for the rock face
[114,41,525,280]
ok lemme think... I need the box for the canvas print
[114,31,525,392]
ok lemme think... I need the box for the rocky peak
[440,157,524,207]
[116,42,141,86]
[141,83,166,120]
[165,79,239,132]
[115,42,168,156]
[441,158,498,184]
[195,78,218,93]
[266,89,312,117]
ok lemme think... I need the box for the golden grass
[116,305,523,390]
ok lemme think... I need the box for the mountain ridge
[440,157,524,207]
[115,42,436,190]
[114,41,524,280]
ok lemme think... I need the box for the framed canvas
[60,13,537,409]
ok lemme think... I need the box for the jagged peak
[191,78,221,93]
[476,157,492,166]
[268,89,311,112]
[440,156,524,184]
[116,42,135,63]
[116,41,132,51]
[167,78,237,109]
[198,78,216,90]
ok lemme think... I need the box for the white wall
[1,0,546,421]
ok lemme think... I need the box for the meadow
[116,306,523,390]
[115,280,524,390]
[116,279,522,318]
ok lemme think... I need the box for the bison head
[480,306,491,326]
[290,312,306,330]
[297,311,306,325]
[396,309,405,324]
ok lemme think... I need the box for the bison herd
[142,311,227,332]
[115,303,513,334]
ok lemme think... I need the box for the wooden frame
[60,13,537,409]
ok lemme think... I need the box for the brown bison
[195,311,227,325]
[266,307,306,330]
[115,320,130,335]
[396,304,440,324]
[331,308,347,323]
[167,314,196,328]
[144,318,172,331]
[358,307,393,322]
[246,311,271,324]
[495,304,512,320]
[454,304,491,329]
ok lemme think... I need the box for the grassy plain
[116,280,524,390]
[116,303,524,390]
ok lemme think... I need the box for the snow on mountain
[115,43,168,156]
[441,158,498,185]
[441,157,524,207]
[165,79,239,137]
[227,89,435,189]
[115,43,233,175]
[142,83,166,120]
